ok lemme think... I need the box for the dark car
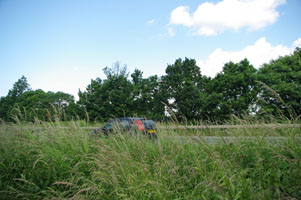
[91,117,158,139]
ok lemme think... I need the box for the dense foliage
[257,47,301,119]
[206,59,258,121]
[161,58,207,121]
[0,48,300,122]
[0,81,81,122]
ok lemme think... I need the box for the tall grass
[0,119,301,199]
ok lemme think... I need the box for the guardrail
[80,124,301,130]
[159,124,301,130]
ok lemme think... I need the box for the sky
[0,0,300,99]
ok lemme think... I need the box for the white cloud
[170,0,286,36]
[147,19,155,25]
[292,38,301,49]
[197,37,301,77]
[170,6,193,27]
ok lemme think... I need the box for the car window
[102,118,156,132]
[104,123,113,129]
[143,120,156,129]
[120,120,130,128]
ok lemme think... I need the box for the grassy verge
[0,122,301,199]
[158,123,301,138]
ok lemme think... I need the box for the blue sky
[0,0,300,99]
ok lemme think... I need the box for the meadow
[0,119,301,199]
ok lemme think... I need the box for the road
[168,136,301,144]
[159,124,301,130]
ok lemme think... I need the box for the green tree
[0,76,31,121]
[131,69,165,120]
[161,58,207,121]
[257,48,301,119]
[65,101,86,121]
[11,90,76,122]
[207,59,258,121]
[78,78,104,121]
[0,96,12,121]
[78,63,134,121]
[0,75,77,122]
[7,75,31,98]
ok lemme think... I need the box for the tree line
[1,48,300,123]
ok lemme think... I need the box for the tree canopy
[206,59,258,121]
[161,58,207,121]
[257,48,301,119]
[1,49,300,123]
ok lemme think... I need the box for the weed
[0,118,300,199]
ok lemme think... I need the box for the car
[91,117,158,139]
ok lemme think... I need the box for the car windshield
[143,120,156,129]
[103,123,113,129]
[104,119,131,129]
[119,119,131,128]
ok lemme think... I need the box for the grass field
[0,120,301,199]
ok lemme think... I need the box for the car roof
[115,117,146,120]
[107,118,155,122]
